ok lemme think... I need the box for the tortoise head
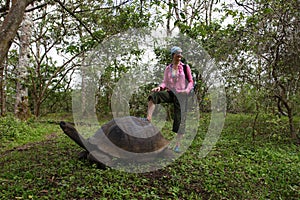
[60,121,88,151]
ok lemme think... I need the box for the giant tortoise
[60,116,175,170]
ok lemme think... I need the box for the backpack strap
[182,64,188,81]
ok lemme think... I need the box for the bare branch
[53,0,133,43]
[25,2,48,13]
[73,0,133,14]
[53,0,100,42]
[234,0,254,13]
[0,0,10,13]
[39,50,83,104]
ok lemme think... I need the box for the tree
[0,0,35,69]
[1,0,152,117]
[153,0,218,36]
[0,0,36,117]
[14,3,34,120]
[53,0,152,117]
[210,0,300,141]
[253,0,300,140]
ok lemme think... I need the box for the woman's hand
[151,86,161,92]
[176,89,189,94]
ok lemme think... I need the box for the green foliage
[38,90,72,115]
[0,115,60,152]
[129,83,153,117]
[63,0,151,55]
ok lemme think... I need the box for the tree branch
[0,0,10,13]
[73,0,133,13]
[53,0,100,42]
[40,53,82,104]
[25,2,48,13]
[234,0,254,13]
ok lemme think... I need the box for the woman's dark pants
[148,91,187,135]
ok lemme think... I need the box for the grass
[0,115,61,153]
[0,113,299,199]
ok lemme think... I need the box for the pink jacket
[160,62,194,93]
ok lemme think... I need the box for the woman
[147,46,194,152]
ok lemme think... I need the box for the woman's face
[173,50,183,61]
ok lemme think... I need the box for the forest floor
[0,113,299,199]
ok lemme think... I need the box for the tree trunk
[284,102,297,141]
[14,3,33,120]
[0,55,7,116]
[166,0,172,36]
[276,95,298,142]
[34,98,41,117]
[79,28,87,117]
[0,0,35,69]
[81,63,87,116]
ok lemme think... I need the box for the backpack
[182,63,196,95]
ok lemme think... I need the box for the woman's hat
[170,46,182,56]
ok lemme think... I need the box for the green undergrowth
[37,112,74,124]
[0,113,299,199]
[0,115,61,153]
